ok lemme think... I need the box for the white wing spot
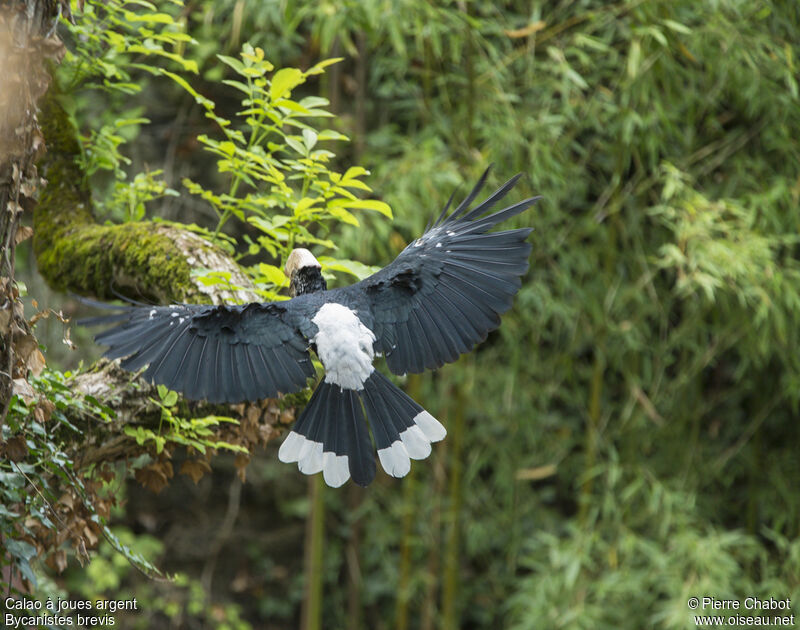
[436,242,442,247]
[148,309,157,319]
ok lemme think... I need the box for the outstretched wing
[347,169,540,375]
[82,301,316,403]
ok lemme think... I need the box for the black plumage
[82,169,541,486]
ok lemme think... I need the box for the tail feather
[279,372,446,487]
[361,371,446,478]
[342,389,376,486]
[279,382,375,488]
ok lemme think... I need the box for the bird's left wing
[82,301,316,403]
[342,170,541,375]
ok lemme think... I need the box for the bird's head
[285,248,327,297]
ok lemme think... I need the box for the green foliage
[123,384,246,455]
[21,0,800,627]
[182,43,388,298]
[15,527,253,630]
[57,0,191,221]
[1,368,160,592]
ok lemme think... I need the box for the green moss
[33,94,212,304]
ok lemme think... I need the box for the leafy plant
[1,368,161,595]
[181,43,390,300]
[124,384,246,456]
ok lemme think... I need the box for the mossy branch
[33,93,258,306]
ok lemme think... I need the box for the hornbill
[82,169,540,487]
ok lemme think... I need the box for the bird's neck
[291,266,327,297]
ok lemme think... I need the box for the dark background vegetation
[8,1,800,628]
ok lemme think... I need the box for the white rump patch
[413,411,447,442]
[322,451,350,487]
[378,441,411,478]
[313,303,376,390]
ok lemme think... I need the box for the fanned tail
[278,381,376,487]
[278,372,446,487]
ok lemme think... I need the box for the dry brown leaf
[58,493,75,510]
[234,453,250,483]
[82,523,98,547]
[259,423,275,444]
[135,460,174,493]
[33,399,55,423]
[75,538,90,567]
[14,225,33,245]
[279,408,294,425]
[180,458,211,484]
[4,436,28,462]
[28,348,45,376]
[246,404,261,423]
[51,550,68,573]
[12,378,35,403]
[0,302,10,330]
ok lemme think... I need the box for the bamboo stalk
[420,377,448,630]
[346,484,363,630]
[442,364,469,630]
[579,351,604,525]
[301,474,325,630]
[395,373,422,630]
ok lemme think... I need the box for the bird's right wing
[82,301,316,403]
[345,169,540,375]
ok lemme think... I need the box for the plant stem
[301,474,325,630]
[442,364,469,630]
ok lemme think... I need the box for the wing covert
[348,170,540,375]
[83,301,316,403]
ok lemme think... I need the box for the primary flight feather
[83,169,541,487]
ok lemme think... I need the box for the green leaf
[270,67,305,101]
[122,11,175,24]
[306,57,344,75]
[342,166,369,180]
[317,129,349,141]
[217,54,245,74]
[318,257,380,280]
[285,136,308,156]
[328,206,360,226]
[302,128,318,151]
[331,198,393,218]
[295,197,319,215]
[6,538,37,562]
[298,96,330,109]
[258,263,288,286]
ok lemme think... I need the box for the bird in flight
[83,169,540,487]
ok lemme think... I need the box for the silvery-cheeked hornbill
[83,169,541,487]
